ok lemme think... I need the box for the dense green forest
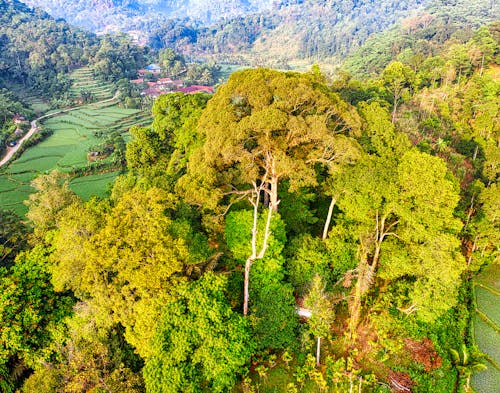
[0,0,152,99]
[0,13,498,392]
[22,0,498,69]
[148,0,499,69]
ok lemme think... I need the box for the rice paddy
[69,67,114,101]
[0,69,151,216]
[471,263,500,392]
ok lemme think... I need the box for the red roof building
[178,85,215,94]
[157,77,173,84]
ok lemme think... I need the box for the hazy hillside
[21,0,499,69]
[21,0,276,31]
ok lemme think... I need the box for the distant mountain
[21,0,499,69]
[21,0,277,31]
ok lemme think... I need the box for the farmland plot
[0,102,150,216]
[471,263,500,392]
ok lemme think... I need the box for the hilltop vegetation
[22,0,275,30]
[0,0,149,103]
[0,19,498,393]
[21,0,499,71]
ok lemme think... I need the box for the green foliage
[250,279,299,352]
[126,92,209,185]
[143,272,254,393]
[25,170,81,240]
[225,210,287,263]
[1,14,499,392]
[286,234,332,296]
[178,67,361,213]
[277,181,318,236]
[329,145,465,323]
[344,1,498,78]
[304,275,335,339]
[0,210,29,264]
[225,210,298,351]
[0,246,73,390]
[21,313,145,393]
[50,187,193,357]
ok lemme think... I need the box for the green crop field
[473,316,500,365]
[0,94,151,216]
[70,171,121,201]
[476,287,500,327]
[69,67,114,101]
[471,365,500,393]
[471,263,500,393]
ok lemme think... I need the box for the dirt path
[0,92,119,169]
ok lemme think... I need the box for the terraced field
[0,100,150,215]
[69,67,114,101]
[471,263,500,392]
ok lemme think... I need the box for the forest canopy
[0,12,498,393]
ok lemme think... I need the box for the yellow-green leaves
[50,187,191,357]
[179,68,361,211]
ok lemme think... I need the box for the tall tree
[25,170,80,241]
[50,188,192,357]
[329,149,465,338]
[178,68,361,315]
[304,275,335,366]
[381,61,417,122]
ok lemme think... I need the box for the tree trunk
[391,92,399,124]
[348,275,363,344]
[243,256,252,316]
[472,145,479,161]
[316,336,321,367]
[322,197,337,241]
[242,188,274,316]
[269,175,279,212]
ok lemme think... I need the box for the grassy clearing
[0,99,150,216]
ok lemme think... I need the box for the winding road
[0,92,119,169]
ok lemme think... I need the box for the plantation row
[68,67,114,100]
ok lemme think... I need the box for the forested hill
[163,0,498,67]
[344,0,500,77]
[21,0,275,31]
[0,0,99,88]
[21,0,499,69]
[1,19,498,392]
[0,0,148,97]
